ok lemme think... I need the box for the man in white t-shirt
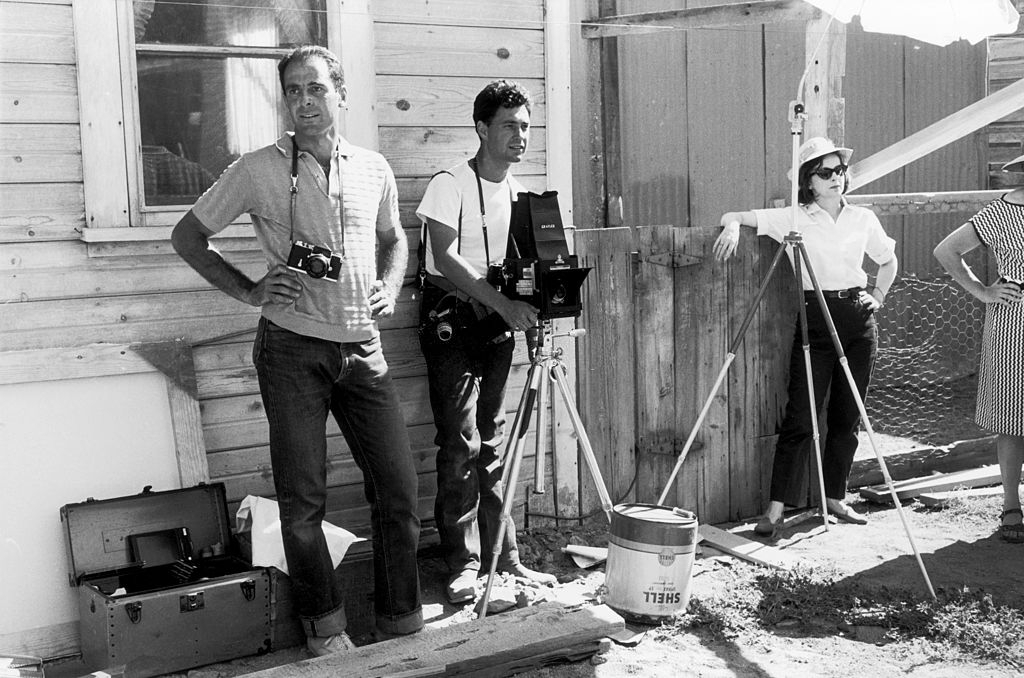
[415,80,556,604]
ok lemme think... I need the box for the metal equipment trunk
[61,484,271,678]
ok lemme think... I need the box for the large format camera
[487,191,591,320]
[286,240,342,281]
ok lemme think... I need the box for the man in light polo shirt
[172,45,422,656]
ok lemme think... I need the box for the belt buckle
[836,289,850,299]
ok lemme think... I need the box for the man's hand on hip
[369,280,397,318]
[251,265,302,306]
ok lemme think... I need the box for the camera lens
[550,284,568,305]
[436,320,453,342]
[306,254,330,278]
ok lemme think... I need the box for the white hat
[787,137,853,180]
[798,136,853,167]
[1002,154,1024,173]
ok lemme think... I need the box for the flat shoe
[999,508,1024,544]
[830,504,868,525]
[753,515,784,539]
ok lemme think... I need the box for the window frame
[73,0,374,243]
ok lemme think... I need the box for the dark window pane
[138,55,288,206]
[134,0,327,48]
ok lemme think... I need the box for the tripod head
[528,320,586,362]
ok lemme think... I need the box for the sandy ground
[46,433,1018,678]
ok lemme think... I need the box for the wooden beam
[847,190,1003,217]
[918,484,1017,508]
[582,0,820,39]
[237,603,625,678]
[848,77,1024,192]
[802,13,845,142]
[848,435,997,488]
[859,464,1001,504]
[698,524,806,570]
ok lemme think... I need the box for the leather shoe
[753,514,784,539]
[446,568,479,604]
[306,632,356,657]
[499,562,557,585]
[830,503,868,525]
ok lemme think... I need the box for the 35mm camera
[286,240,342,281]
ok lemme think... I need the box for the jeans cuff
[375,606,424,636]
[302,603,347,638]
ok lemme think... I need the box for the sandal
[998,508,1024,544]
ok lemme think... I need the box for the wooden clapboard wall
[0,0,563,555]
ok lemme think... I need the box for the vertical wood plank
[571,0,607,232]
[338,0,379,149]
[575,227,636,518]
[72,0,131,228]
[683,0,765,524]
[633,225,677,504]
[616,0,689,234]
[545,0,574,224]
[803,15,846,142]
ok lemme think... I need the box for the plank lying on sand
[918,484,1020,508]
[859,464,1001,504]
[847,436,996,488]
[237,603,624,678]
[698,525,805,570]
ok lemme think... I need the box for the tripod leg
[791,246,831,532]
[479,360,544,618]
[796,243,937,600]
[550,362,614,521]
[533,355,550,495]
[657,238,792,506]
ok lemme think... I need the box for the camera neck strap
[468,158,492,266]
[290,134,345,258]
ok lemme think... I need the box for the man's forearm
[377,232,408,293]
[172,212,257,306]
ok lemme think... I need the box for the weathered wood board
[237,603,624,678]
[859,465,1002,504]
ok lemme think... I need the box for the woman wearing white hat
[934,153,1024,543]
[713,137,898,539]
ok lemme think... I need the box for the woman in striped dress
[934,153,1024,543]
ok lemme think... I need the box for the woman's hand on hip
[980,280,1023,306]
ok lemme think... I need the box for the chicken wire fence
[865,273,990,445]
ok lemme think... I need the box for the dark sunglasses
[811,164,848,180]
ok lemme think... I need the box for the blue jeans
[419,318,521,574]
[771,294,878,503]
[253,318,422,637]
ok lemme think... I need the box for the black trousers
[770,293,878,503]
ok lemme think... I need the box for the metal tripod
[478,320,615,618]
[656,229,936,600]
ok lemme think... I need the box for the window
[134,0,327,207]
[74,0,352,236]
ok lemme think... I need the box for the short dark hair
[797,152,849,205]
[473,80,532,126]
[278,45,344,93]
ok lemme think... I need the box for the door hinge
[645,252,701,268]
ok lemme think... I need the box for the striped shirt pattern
[970,198,1024,435]
[194,134,400,343]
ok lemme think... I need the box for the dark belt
[804,287,863,299]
